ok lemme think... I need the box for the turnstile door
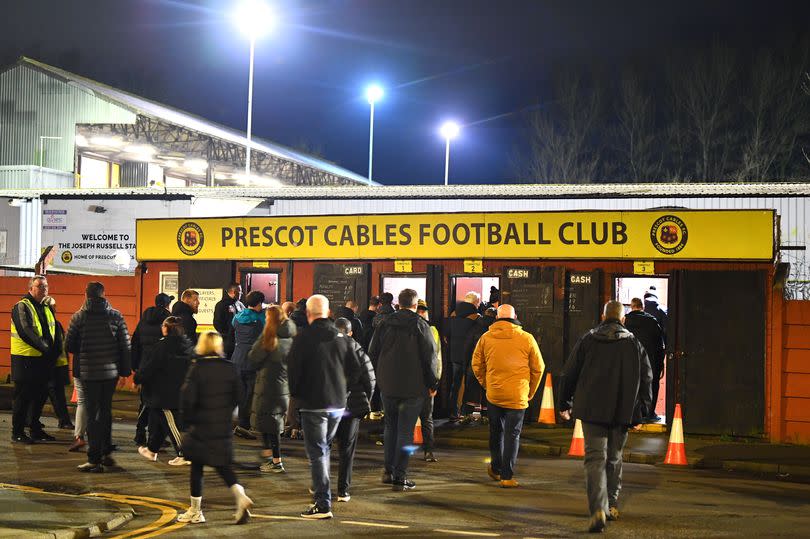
[501,266,565,421]
[313,263,370,314]
[564,269,602,363]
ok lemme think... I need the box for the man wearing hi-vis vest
[10,275,60,444]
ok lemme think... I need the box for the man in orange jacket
[472,304,544,488]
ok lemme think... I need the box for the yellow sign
[633,261,655,275]
[394,260,413,272]
[253,261,269,268]
[464,259,483,273]
[137,210,775,262]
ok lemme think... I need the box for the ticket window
[452,276,500,308]
[244,272,280,305]
[614,276,669,423]
[381,275,427,306]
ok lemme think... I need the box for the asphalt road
[1,414,808,538]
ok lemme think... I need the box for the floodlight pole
[245,36,256,178]
[368,100,375,184]
[444,137,451,186]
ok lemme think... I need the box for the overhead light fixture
[184,158,208,174]
[123,144,156,160]
[89,136,124,148]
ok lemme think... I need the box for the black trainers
[30,431,56,442]
[300,504,333,519]
[101,455,117,467]
[78,462,104,473]
[11,433,34,444]
[381,472,393,484]
[392,478,415,491]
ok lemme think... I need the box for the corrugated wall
[0,166,74,188]
[0,64,135,173]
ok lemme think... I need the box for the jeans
[449,363,465,417]
[488,404,525,480]
[582,422,629,516]
[336,413,361,494]
[12,380,47,435]
[73,379,87,439]
[382,395,424,481]
[238,371,257,429]
[419,395,435,452]
[84,378,117,464]
[300,410,342,510]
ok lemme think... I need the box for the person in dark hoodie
[135,316,193,466]
[623,298,665,422]
[359,296,380,349]
[368,293,395,420]
[66,281,131,473]
[334,300,364,345]
[446,291,482,421]
[287,295,370,519]
[558,301,653,533]
[462,306,497,419]
[289,298,308,330]
[232,291,266,439]
[369,289,438,492]
[333,317,376,502]
[131,293,174,445]
[643,289,668,345]
[214,283,244,360]
[248,305,297,474]
[172,290,200,344]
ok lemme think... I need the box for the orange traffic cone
[70,385,78,404]
[537,373,556,424]
[413,417,424,445]
[568,419,585,457]
[664,403,688,466]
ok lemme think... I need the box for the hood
[625,309,657,322]
[455,301,478,318]
[234,308,264,326]
[385,308,421,329]
[83,297,110,314]
[378,303,395,316]
[143,306,169,324]
[591,320,634,342]
[487,319,522,338]
[278,318,296,339]
[334,305,356,319]
[644,296,660,309]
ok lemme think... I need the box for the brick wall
[783,301,810,443]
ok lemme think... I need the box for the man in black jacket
[359,296,379,349]
[623,297,665,422]
[213,283,244,359]
[334,300,364,345]
[369,289,438,492]
[66,282,132,473]
[172,289,199,343]
[131,293,173,445]
[446,292,482,421]
[288,295,370,520]
[9,275,59,443]
[558,301,652,533]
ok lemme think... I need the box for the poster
[159,271,178,309]
[195,288,220,332]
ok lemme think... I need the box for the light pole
[439,121,460,186]
[365,85,383,184]
[234,0,274,179]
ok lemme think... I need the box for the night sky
[2,1,809,185]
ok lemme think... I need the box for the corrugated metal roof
[1,182,809,200]
[14,57,375,186]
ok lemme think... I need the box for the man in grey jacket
[368,289,438,492]
[66,282,131,473]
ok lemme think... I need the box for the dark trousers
[301,410,342,511]
[582,422,628,515]
[336,414,361,494]
[419,395,435,452]
[47,380,70,425]
[382,395,424,481]
[449,363,465,417]
[190,461,237,498]
[135,397,150,442]
[650,361,663,418]
[488,403,526,481]
[262,428,282,459]
[84,379,117,464]
[147,408,183,456]
[238,371,256,429]
[12,380,48,435]
[370,387,382,413]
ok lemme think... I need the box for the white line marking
[251,514,311,521]
[341,521,410,529]
[434,530,501,537]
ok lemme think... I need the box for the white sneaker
[138,446,158,462]
[337,492,351,502]
[168,456,191,466]
[232,485,253,525]
[177,508,205,523]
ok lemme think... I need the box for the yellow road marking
[87,494,180,539]
[434,530,501,537]
[342,520,410,529]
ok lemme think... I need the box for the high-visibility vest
[10,298,55,358]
